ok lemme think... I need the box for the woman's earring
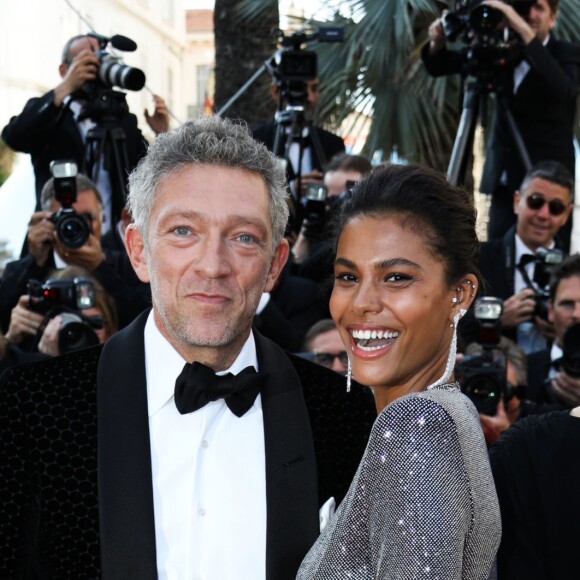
[346,357,352,393]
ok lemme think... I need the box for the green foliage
[0,139,14,187]
[239,0,580,168]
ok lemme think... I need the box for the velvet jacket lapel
[255,331,321,580]
[97,310,158,579]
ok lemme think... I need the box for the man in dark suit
[252,78,345,193]
[1,34,169,233]
[422,0,580,247]
[0,116,374,579]
[525,253,580,410]
[459,161,574,354]
[0,174,150,333]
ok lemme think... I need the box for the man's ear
[58,63,68,79]
[264,239,289,293]
[125,224,150,283]
[513,189,521,215]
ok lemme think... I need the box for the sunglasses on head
[525,193,568,216]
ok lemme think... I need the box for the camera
[49,160,91,249]
[76,33,146,123]
[27,276,102,354]
[300,184,328,241]
[517,248,565,320]
[557,323,580,379]
[270,28,343,108]
[441,0,535,82]
[455,297,506,415]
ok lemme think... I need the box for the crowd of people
[0,0,579,576]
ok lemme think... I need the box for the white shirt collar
[144,311,260,417]
[514,232,555,262]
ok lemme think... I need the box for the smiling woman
[297,163,501,579]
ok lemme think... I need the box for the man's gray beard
[148,267,268,350]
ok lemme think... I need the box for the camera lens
[57,313,100,354]
[56,213,90,249]
[464,373,501,415]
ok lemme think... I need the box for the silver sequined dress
[297,383,501,579]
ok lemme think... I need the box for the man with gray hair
[0,116,374,579]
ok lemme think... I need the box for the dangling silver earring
[346,357,352,393]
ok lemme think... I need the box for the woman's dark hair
[332,163,480,285]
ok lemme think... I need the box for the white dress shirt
[144,313,267,580]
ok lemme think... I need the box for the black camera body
[270,28,343,108]
[28,276,96,314]
[441,0,534,82]
[558,323,580,379]
[76,33,145,124]
[49,160,91,249]
[518,247,565,320]
[27,277,102,354]
[455,296,507,414]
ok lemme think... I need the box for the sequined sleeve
[368,397,473,578]
[298,389,500,579]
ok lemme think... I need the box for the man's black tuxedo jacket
[458,226,564,346]
[1,90,148,220]
[0,310,375,579]
[421,36,580,193]
[252,120,345,172]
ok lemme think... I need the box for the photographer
[462,338,528,445]
[252,76,345,201]
[291,153,372,283]
[422,0,580,248]
[4,266,118,356]
[0,174,150,332]
[1,34,169,233]
[526,253,580,410]
[460,161,573,354]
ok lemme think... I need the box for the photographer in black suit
[460,161,574,354]
[422,0,580,249]
[252,77,345,200]
[1,34,169,234]
[0,173,151,332]
[0,116,374,579]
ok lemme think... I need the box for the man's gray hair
[520,160,575,203]
[127,116,289,251]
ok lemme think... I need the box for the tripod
[447,80,531,187]
[82,90,132,227]
[272,101,328,201]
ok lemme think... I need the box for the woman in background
[298,164,500,579]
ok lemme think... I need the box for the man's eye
[174,226,190,236]
[237,233,257,244]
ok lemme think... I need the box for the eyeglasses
[525,193,568,216]
[314,351,349,368]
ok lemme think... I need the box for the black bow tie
[174,362,267,417]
